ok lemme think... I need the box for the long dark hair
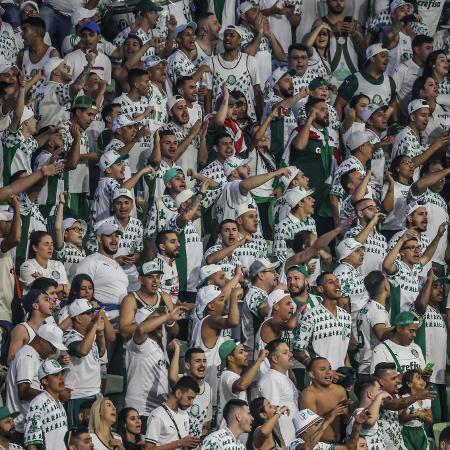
[423,50,447,79]
[67,274,95,304]
[247,397,281,450]
[28,231,52,259]
[117,408,142,450]
[389,155,413,184]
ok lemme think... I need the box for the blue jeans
[39,3,72,50]
[2,3,20,28]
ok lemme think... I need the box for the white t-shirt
[19,258,68,289]
[381,181,410,231]
[188,381,212,438]
[90,432,122,450]
[260,369,298,446]
[64,49,111,84]
[217,370,247,427]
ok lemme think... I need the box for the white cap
[0,63,16,73]
[142,55,166,70]
[347,131,371,152]
[195,285,222,320]
[336,238,364,262]
[36,324,67,351]
[99,150,128,172]
[366,43,388,61]
[175,21,197,38]
[135,305,158,325]
[266,67,295,91]
[20,1,39,13]
[19,106,34,125]
[220,25,244,39]
[408,99,429,115]
[360,103,386,122]
[197,264,223,288]
[293,409,323,435]
[235,203,257,219]
[95,221,123,236]
[267,288,290,317]
[167,95,185,111]
[38,359,68,381]
[112,114,138,133]
[280,166,300,192]
[113,188,134,201]
[248,258,279,279]
[405,201,426,216]
[175,189,196,208]
[237,1,255,16]
[68,298,97,318]
[43,57,65,81]
[71,7,96,26]
[62,218,87,237]
[390,0,412,13]
[223,156,249,177]
[285,188,314,208]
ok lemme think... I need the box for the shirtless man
[299,357,349,443]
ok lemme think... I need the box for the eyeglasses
[67,227,84,233]
[401,245,420,251]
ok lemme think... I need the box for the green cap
[308,77,330,91]
[286,264,309,278]
[71,95,96,111]
[218,340,239,371]
[138,260,164,276]
[0,406,19,422]
[134,0,163,13]
[392,311,419,327]
[163,166,184,184]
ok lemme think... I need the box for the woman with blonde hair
[89,397,125,450]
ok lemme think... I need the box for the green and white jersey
[33,150,64,208]
[392,126,427,180]
[60,121,90,194]
[55,242,86,283]
[0,128,37,186]
[338,69,395,107]
[339,189,373,224]
[201,427,246,450]
[331,156,366,199]
[381,181,411,231]
[273,214,317,264]
[386,31,413,77]
[203,243,240,280]
[166,49,197,87]
[355,300,390,374]
[347,407,386,450]
[113,93,154,131]
[402,397,431,428]
[391,58,421,110]
[34,81,71,130]
[438,77,450,95]
[378,407,406,450]
[147,82,168,131]
[165,215,203,292]
[189,380,212,438]
[293,304,352,369]
[233,231,268,271]
[287,438,333,450]
[24,391,67,450]
[292,68,320,94]
[345,226,387,277]
[0,22,17,65]
[296,102,341,131]
[417,0,445,36]
[113,26,161,56]
[155,254,179,304]
[192,41,211,68]
[200,160,226,208]
[241,285,268,355]
[370,339,425,374]
[151,160,178,203]
[273,190,292,226]
[334,262,369,314]
[91,177,121,225]
[388,261,424,312]
[145,194,177,239]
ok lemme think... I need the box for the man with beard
[0,406,22,450]
[144,56,168,130]
[299,357,349,444]
[335,44,396,119]
[194,13,221,68]
[260,339,299,445]
[414,270,448,422]
[75,222,129,325]
[166,23,211,88]
[64,21,111,84]
[174,76,202,125]
[392,99,448,181]
[167,95,207,188]
[293,272,352,370]
[408,161,450,275]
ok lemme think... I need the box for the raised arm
[411,130,449,169]
[414,269,433,316]
[208,288,241,329]
[54,193,65,250]
[353,213,385,244]
[382,230,416,275]
[411,166,450,196]
[421,222,449,265]
[239,167,290,196]
[351,171,372,202]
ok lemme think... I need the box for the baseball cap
[80,20,101,34]
[0,406,19,422]
[223,156,249,177]
[360,103,387,123]
[408,99,429,115]
[197,264,223,288]
[237,1,255,16]
[215,92,241,107]
[135,305,158,325]
[112,114,138,133]
[293,409,323,436]
[220,25,244,39]
[266,67,296,91]
[38,359,68,381]
[95,221,123,236]
[390,0,412,12]
[167,95,185,111]
[286,264,309,278]
[70,95,96,111]
[175,21,197,38]
[308,77,330,91]
[267,288,290,316]
[36,324,67,351]
[392,311,419,327]
[195,285,222,320]
[175,189,196,208]
[218,339,239,371]
[235,203,257,219]
[142,55,166,70]
[405,201,426,216]
[22,289,47,315]
[248,258,279,279]
[163,166,184,184]
[99,150,129,172]
[43,57,65,81]
[113,188,134,201]
[336,238,364,262]
[138,260,164,276]
[0,63,16,74]
[366,43,388,61]
[280,167,300,192]
[19,106,34,125]
[62,218,87,237]
[20,1,39,12]
[71,7,96,26]
[347,131,371,152]
[68,298,97,318]
[134,0,163,13]
[285,188,314,208]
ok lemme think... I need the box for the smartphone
[402,14,416,23]
[344,16,352,22]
